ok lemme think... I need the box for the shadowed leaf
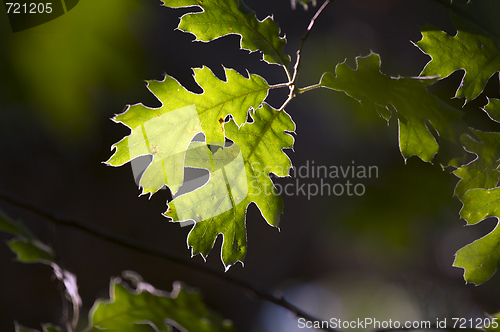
[319,53,465,164]
[416,15,500,103]
[161,0,289,67]
[453,130,500,196]
[87,272,234,332]
[454,187,500,284]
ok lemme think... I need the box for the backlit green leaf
[165,103,294,268]
[161,0,290,67]
[454,187,500,284]
[416,16,500,103]
[484,97,500,123]
[87,272,234,332]
[319,53,465,163]
[453,129,500,196]
[106,66,270,196]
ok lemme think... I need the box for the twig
[0,189,340,332]
[292,0,334,85]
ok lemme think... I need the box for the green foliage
[161,0,290,67]
[319,53,465,164]
[87,272,234,332]
[453,129,500,196]
[106,67,270,196]
[0,210,79,330]
[9,0,500,329]
[454,187,500,284]
[484,98,500,123]
[1,209,233,331]
[107,0,500,281]
[416,15,500,104]
[165,103,294,267]
[107,0,297,267]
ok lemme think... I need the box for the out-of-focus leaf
[0,208,55,264]
[416,15,500,103]
[166,103,295,268]
[161,0,289,67]
[291,0,316,10]
[106,66,270,197]
[14,322,62,332]
[0,209,81,325]
[42,325,62,332]
[8,238,55,263]
[52,264,82,327]
[453,130,500,196]
[15,322,40,332]
[484,312,500,331]
[87,272,234,332]
[0,209,21,235]
[454,187,500,284]
[1,0,147,141]
[319,53,465,163]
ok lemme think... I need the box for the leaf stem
[296,83,323,94]
[0,189,340,332]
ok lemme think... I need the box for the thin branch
[292,0,334,85]
[281,86,296,112]
[0,190,340,332]
[269,82,292,90]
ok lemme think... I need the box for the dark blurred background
[2,0,500,331]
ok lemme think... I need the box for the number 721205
[452,317,498,329]
[5,3,53,14]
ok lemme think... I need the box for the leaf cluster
[104,0,500,289]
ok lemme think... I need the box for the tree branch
[0,189,340,332]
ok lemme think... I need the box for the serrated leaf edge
[163,0,290,67]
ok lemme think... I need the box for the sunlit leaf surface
[166,103,294,268]
[106,67,270,196]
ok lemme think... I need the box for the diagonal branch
[0,189,340,332]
